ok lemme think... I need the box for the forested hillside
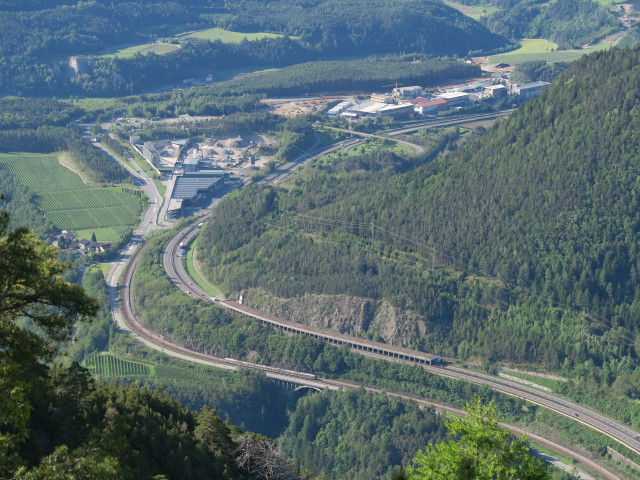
[482,0,618,49]
[455,0,619,49]
[197,46,640,389]
[0,0,505,95]
[279,389,446,480]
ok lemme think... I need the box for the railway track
[161,217,640,460]
[112,117,638,478]
[119,240,624,479]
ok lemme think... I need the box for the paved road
[259,133,361,184]
[103,120,630,479]
[92,141,168,233]
[385,110,514,135]
[117,238,621,479]
[323,126,425,153]
[160,219,640,467]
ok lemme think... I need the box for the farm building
[393,86,423,99]
[512,81,550,99]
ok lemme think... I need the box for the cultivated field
[488,38,611,64]
[0,153,144,241]
[84,352,154,377]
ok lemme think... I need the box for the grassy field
[97,42,180,59]
[176,27,288,43]
[84,352,155,377]
[186,240,227,299]
[496,370,562,392]
[0,153,144,241]
[88,263,113,276]
[444,1,500,19]
[489,38,611,64]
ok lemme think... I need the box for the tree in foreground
[0,203,98,471]
[407,397,551,480]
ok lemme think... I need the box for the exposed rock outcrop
[239,288,428,348]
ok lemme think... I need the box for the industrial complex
[327,80,549,120]
[129,133,273,218]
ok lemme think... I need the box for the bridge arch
[294,385,323,393]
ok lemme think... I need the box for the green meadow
[489,38,611,64]
[176,27,289,43]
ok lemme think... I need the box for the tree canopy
[407,398,550,480]
[0,202,98,470]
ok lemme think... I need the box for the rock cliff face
[240,288,428,347]
[67,56,97,77]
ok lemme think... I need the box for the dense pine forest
[197,46,640,394]
[0,0,505,96]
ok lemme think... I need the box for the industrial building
[393,85,423,99]
[326,101,353,115]
[414,98,448,114]
[435,91,469,107]
[167,168,226,218]
[345,101,414,118]
[485,84,508,98]
[407,97,431,105]
[132,138,190,174]
[513,81,550,99]
[370,93,394,104]
[183,155,201,172]
[140,142,160,167]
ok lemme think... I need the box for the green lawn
[175,27,289,43]
[97,42,180,59]
[0,153,144,241]
[489,39,611,64]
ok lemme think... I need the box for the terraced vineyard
[84,352,154,377]
[0,153,143,241]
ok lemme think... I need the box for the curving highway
[106,116,637,479]
[160,219,640,463]
[118,235,622,479]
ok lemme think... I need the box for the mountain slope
[198,47,640,384]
